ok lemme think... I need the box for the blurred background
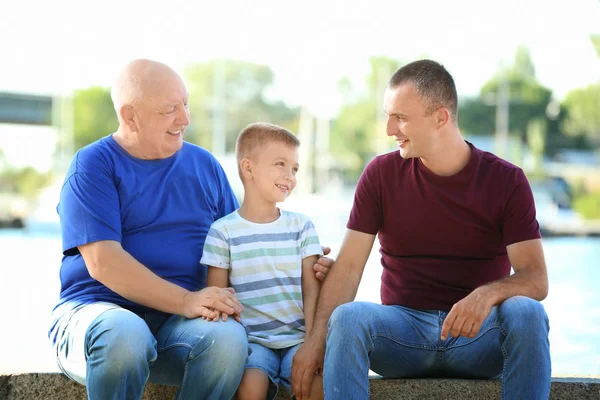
[0,0,598,377]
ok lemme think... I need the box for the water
[0,193,598,376]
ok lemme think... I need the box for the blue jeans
[324,297,551,400]
[55,304,248,400]
[246,342,300,399]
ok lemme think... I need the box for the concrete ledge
[1,373,598,399]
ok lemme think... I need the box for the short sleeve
[502,169,541,246]
[200,224,231,269]
[347,157,383,234]
[299,216,323,259]
[214,159,239,219]
[58,153,122,256]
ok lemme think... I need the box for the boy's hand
[314,246,334,282]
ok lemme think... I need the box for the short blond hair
[236,122,300,179]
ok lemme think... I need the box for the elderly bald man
[48,59,332,400]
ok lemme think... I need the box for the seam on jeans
[442,324,507,351]
[371,333,438,350]
[500,330,508,400]
[156,342,194,355]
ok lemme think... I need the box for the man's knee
[86,309,157,371]
[497,296,549,333]
[328,302,374,336]
[190,319,248,367]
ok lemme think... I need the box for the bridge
[0,92,53,126]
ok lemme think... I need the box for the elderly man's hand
[314,246,334,282]
[182,287,243,320]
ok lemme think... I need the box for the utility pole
[211,60,226,156]
[495,69,510,159]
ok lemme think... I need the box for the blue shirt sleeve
[57,151,122,256]
[214,157,239,219]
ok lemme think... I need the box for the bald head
[110,59,184,118]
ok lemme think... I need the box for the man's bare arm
[80,240,243,319]
[292,229,375,400]
[483,238,549,303]
[441,238,548,340]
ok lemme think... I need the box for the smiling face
[383,82,441,160]
[243,141,299,204]
[129,71,190,159]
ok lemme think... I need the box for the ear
[435,107,451,129]
[120,105,137,132]
[240,158,253,180]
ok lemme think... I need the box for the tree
[183,61,299,152]
[561,82,600,141]
[460,46,555,137]
[72,87,118,150]
[330,56,403,183]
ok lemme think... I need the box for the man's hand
[292,339,325,400]
[441,286,496,340]
[314,246,334,282]
[182,286,243,320]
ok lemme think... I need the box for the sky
[0,0,599,119]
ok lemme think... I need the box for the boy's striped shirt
[201,209,322,348]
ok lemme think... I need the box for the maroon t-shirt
[347,142,541,311]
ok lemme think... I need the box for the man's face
[383,83,439,159]
[249,141,299,204]
[132,73,190,159]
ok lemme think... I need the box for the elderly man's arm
[79,240,243,319]
[292,229,376,400]
[441,238,548,340]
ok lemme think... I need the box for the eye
[292,167,299,174]
[276,161,285,167]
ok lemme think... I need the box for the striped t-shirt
[200,209,323,349]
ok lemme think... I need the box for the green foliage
[460,46,555,138]
[183,60,299,151]
[72,87,118,150]
[561,82,600,139]
[330,56,403,182]
[67,62,299,154]
[573,191,600,220]
[0,166,53,198]
[591,35,600,58]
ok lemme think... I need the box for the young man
[201,123,324,400]
[292,60,551,400]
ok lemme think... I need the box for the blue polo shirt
[48,135,238,343]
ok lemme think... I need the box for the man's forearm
[87,244,189,315]
[306,265,363,343]
[481,268,548,305]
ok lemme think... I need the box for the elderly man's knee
[195,319,248,366]
[87,310,157,371]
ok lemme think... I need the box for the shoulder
[211,210,240,229]
[475,146,527,183]
[180,142,221,166]
[69,136,116,176]
[280,210,316,230]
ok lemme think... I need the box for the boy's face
[248,141,299,204]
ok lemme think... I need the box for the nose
[177,104,190,126]
[386,115,398,137]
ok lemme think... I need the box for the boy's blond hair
[236,123,300,180]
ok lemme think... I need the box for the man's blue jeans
[54,303,248,400]
[324,296,551,400]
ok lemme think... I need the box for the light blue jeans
[246,342,301,399]
[55,303,248,400]
[324,296,551,400]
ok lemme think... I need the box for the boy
[200,123,324,400]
